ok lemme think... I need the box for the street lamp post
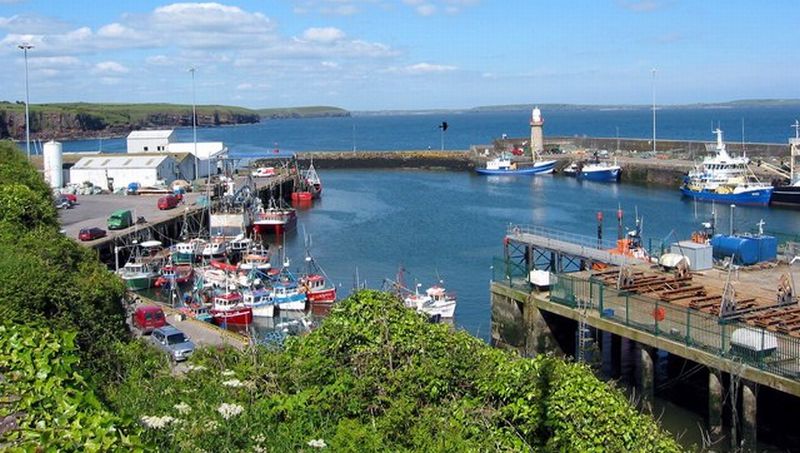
[18,42,33,160]
[189,67,198,182]
[651,68,657,154]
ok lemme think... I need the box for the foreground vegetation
[0,139,681,451]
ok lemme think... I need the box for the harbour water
[58,105,800,155]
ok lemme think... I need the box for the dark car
[78,227,107,241]
[150,326,195,362]
[157,195,179,210]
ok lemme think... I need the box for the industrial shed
[69,155,178,191]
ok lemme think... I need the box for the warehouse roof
[72,154,171,170]
[127,130,175,140]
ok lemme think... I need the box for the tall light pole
[18,42,33,160]
[651,68,657,154]
[189,66,198,182]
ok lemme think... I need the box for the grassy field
[256,105,349,117]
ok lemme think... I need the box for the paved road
[58,192,202,243]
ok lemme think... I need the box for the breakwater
[294,151,477,170]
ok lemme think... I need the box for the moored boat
[210,291,253,326]
[172,238,206,264]
[680,129,773,206]
[403,284,457,318]
[117,240,169,291]
[253,198,297,235]
[241,287,276,318]
[579,160,621,182]
[304,161,323,199]
[154,263,194,287]
[476,152,556,175]
[271,278,307,311]
[768,124,800,207]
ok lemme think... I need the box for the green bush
[0,322,141,451]
[106,290,682,452]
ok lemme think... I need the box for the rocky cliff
[0,103,261,140]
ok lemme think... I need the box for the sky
[0,0,796,110]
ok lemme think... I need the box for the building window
[144,146,149,151]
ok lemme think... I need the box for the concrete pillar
[742,381,757,450]
[708,369,723,441]
[635,343,654,411]
[601,330,613,379]
[620,337,634,385]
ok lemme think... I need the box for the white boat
[172,238,206,264]
[201,237,228,257]
[680,129,773,205]
[227,234,252,254]
[239,243,272,271]
[253,197,297,235]
[241,287,276,318]
[304,161,323,198]
[403,284,457,318]
[579,160,621,182]
[476,152,556,175]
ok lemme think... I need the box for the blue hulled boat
[476,152,556,175]
[579,161,621,182]
[680,129,773,206]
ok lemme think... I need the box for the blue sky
[0,1,796,110]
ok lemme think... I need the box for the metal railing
[505,224,664,260]
[546,273,800,380]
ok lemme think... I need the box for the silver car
[150,326,195,362]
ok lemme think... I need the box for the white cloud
[301,27,345,43]
[387,62,457,75]
[92,61,129,75]
[26,55,81,69]
[236,82,253,90]
[145,55,170,66]
[416,4,436,16]
[321,61,339,69]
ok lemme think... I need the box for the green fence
[547,273,800,381]
[492,256,530,290]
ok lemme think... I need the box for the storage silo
[43,140,63,188]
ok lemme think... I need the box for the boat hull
[476,161,556,176]
[122,275,155,291]
[172,252,196,264]
[254,216,297,235]
[418,302,457,318]
[211,307,253,326]
[770,185,800,206]
[276,295,307,311]
[680,186,773,206]
[251,304,276,318]
[307,288,336,304]
[579,168,621,182]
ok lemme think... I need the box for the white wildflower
[307,439,327,449]
[205,420,219,431]
[252,433,267,443]
[222,379,243,388]
[174,402,191,415]
[186,364,207,372]
[140,415,176,429]
[221,370,236,376]
[217,402,244,419]
[253,447,266,453]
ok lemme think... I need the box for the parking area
[59,192,202,244]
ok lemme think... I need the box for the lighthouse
[530,106,544,160]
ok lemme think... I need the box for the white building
[69,155,179,191]
[126,129,227,179]
[126,130,175,153]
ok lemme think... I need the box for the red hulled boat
[253,198,297,235]
[210,291,253,326]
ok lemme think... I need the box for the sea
[58,105,800,449]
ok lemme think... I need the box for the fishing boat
[562,162,579,177]
[117,240,169,291]
[172,238,206,264]
[579,160,622,182]
[270,266,307,311]
[304,161,323,199]
[768,123,800,207]
[253,197,297,235]
[241,287,276,318]
[201,237,228,258]
[227,234,252,255]
[154,263,194,287]
[476,152,556,175]
[403,284,457,318]
[209,291,253,326]
[239,243,272,272]
[300,252,336,306]
[680,129,773,206]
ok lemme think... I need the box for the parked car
[78,227,106,241]
[62,194,78,204]
[251,167,276,177]
[107,209,133,230]
[157,195,179,210]
[132,305,166,334]
[150,326,195,362]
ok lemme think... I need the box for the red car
[132,305,167,334]
[157,195,179,210]
[78,227,106,241]
[63,194,78,204]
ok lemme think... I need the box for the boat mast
[791,120,800,182]
[651,68,657,154]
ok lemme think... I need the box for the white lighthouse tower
[530,106,544,160]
